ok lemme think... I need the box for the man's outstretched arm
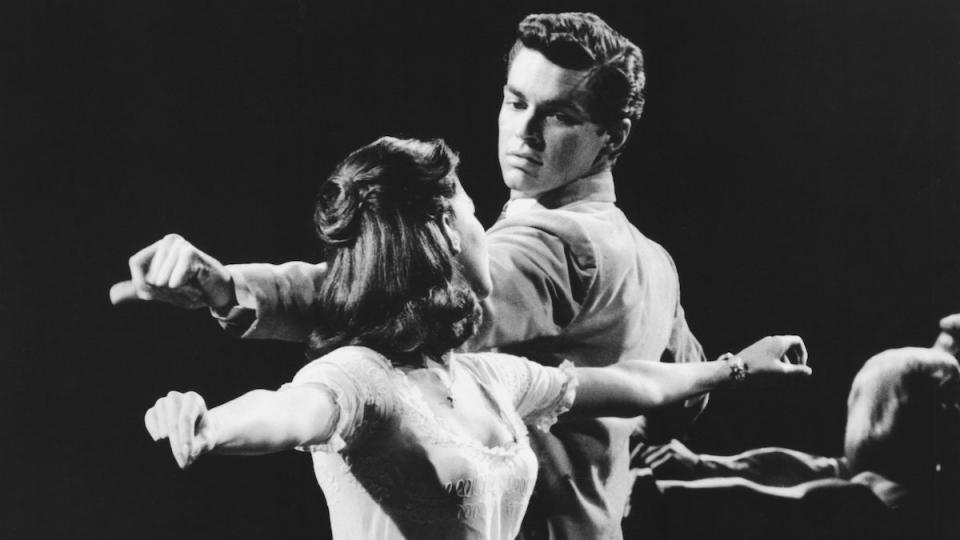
[111,234,325,343]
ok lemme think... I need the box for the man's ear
[603,118,632,156]
[440,214,462,255]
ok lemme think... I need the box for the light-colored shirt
[472,171,706,539]
[286,346,576,540]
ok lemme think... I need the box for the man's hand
[935,313,960,357]
[636,439,703,480]
[110,234,235,311]
[144,390,217,469]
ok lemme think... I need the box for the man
[115,13,714,539]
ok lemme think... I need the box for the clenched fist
[110,234,234,311]
[144,390,217,469]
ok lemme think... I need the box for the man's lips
[505,152,543,167]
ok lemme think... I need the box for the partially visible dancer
[138,136,812,540]
[636,439,849,487]
[635,313,960,487]
[636,321,960,539]
[112,13,790,539]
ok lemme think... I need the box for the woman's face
[448,180,492,299]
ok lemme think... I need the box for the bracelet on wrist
[718,352,748,383]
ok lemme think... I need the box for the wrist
[718,352,748,384]
[203,409,223,453]
[209,274,238,315]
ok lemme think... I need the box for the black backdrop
[3,1,959,538]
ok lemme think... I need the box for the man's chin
[502,168,537,192]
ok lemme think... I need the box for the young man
[116,13,714,539]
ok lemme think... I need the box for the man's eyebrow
[503,84,525,99]
[504,84,586,114]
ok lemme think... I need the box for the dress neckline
[394,355,528,455]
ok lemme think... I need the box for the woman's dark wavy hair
[306,136,482,366]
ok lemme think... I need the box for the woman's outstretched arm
[144,385,337,469]
[571,335,812,418]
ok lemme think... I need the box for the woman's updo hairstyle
[307,136,482,365]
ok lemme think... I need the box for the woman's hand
[736,335,812,380]
[144,391,218,469]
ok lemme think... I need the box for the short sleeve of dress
[280,346,394,453]
[468,353,578,432]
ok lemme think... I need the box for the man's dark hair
[307,136,481,366]
[508,12,645,126]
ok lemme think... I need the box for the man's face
[498,47,612,198]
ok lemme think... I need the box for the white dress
[286,346,577,540]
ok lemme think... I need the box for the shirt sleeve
[466,219,594,351]
[281,347,393,452]
[635,246,709,442]
[211,261,327,343]
[474,353,579,432]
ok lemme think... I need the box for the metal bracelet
[719,352,748,382]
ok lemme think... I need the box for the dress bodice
[287,346,576,540]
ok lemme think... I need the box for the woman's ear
[440,214,462,255]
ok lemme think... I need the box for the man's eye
[552,113,577,125]
[504,99,526,110]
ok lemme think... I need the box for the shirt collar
[504,170,616,217]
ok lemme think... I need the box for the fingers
[775,336,811,377]
[146,238,173,285]
[162,394,186,468]
[177,392,206,467]
[169,249,196,289]
[782,363,813,377]
[123,235,180,304]
[778,336,808,365]
[941,314,960,333]
[115,234,219,309]
[738,335,812,381]
[641,444,673,466]
[934,331,958,357]
[144,391,207,469]
[648,450,677,470]
[110,280,139,305]
[128,241,156,288]
[127,233,190,289]
[144,406,162,440]
[150,241,182,288]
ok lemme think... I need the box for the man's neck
[509,168,616,209]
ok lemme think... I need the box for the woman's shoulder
[454,351,533,381]
[294,345,394,383]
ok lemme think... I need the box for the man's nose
[516,110,545,149]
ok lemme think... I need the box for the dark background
[3,0,959,538]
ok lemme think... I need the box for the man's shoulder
[491,201,671,260]
[491,200,632,244]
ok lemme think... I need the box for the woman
[144,136,811,540]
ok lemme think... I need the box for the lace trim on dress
[531,359,578,432]
[394,363,530,458]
